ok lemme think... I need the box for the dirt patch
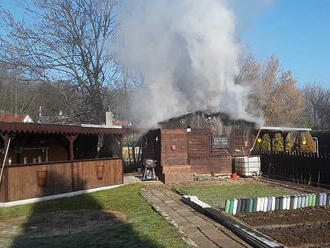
[238,206,330,226]
[259,222,330,248]
[0,209,126,239]
[236,206,330,248]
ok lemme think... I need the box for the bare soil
[0,209,127,239]
[237,206,330,248]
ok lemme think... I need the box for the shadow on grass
[10,171,164,248]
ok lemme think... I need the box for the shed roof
[0,122,128,136]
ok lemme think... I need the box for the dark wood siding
[0,158,122,202]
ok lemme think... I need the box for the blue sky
[240,0,330,88]
[1,0,330,89]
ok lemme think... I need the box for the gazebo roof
[0,122,129,136]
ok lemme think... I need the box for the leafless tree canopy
[301,84,330,129]
[0,0,119,124]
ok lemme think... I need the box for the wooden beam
[64,135,78,161]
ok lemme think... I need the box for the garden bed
[237,206,330,248]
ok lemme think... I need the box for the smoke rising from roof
[115,0,263,128]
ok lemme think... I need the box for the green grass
[0,184,189,248]
[175,182,300,209]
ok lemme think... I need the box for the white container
[293,196,298,209]
[233,199,238,215]
[234,156,261,177]
[286,196,290,210]
[271,197,276,211]
[256,198,261,212]
[264,197,268,212]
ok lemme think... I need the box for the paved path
[141,186,251,248]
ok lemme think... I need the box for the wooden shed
[142,111,256,184]
[0,122,128,202]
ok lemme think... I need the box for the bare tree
[301,84,330,129]
[0,0,118,124]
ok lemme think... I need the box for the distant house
[0,111,33,123]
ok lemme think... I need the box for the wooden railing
[252,151,330,188]
[0,158,123,202]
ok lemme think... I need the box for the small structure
[0,121,128,203]
[142,111,257,184]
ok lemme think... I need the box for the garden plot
[175,178,330,248]
[237,206,330,248]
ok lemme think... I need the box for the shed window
[213,137,229,148]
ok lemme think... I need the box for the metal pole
[0,138,12,187]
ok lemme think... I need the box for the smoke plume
[115,0,262,128]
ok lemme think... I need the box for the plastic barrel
[321,193,326,206]
[307,194,310,207]
[259,197,263,212]
[267,197,272,211]
[289,196,294,209]
[262,197,266,211]
[293,195,298,209]
[249,198,254,213]
[275,197,280,210]
[280,196,285,210]
[229,200,234,214]
[312,194,316,206]
[316,194,320,206]
[244,199,249,213]
[233,199,238,215]
[327,193,330,205]
[310,194,314,207]
[237,199,242,214]
[324,193,328,206]
[271,196,276,211]
[225,200,230,213]
[253,198,258,212]
[256,198,260,212]
[286,196,290,210]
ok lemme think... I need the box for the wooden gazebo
[0,122,128,202]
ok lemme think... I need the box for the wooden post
[0,134,10,166]
[65,135,78,161]
[64,135,78,191]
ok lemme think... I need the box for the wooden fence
[0,158,123,202]
[254,151,330,188]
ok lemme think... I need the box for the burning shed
[142,111,257,184]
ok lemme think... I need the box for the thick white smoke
[115,0,261,128]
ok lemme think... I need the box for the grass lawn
[174,179,300,209]
[0,183,189,248]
